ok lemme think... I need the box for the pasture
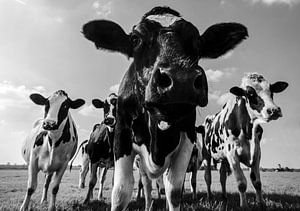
[1,169,300,210]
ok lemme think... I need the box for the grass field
[1,169,300,210]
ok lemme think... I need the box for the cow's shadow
[69,192,300,211]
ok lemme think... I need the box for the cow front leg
[190,167,197,199]
[83,163,98,204]
[139,166,152,211]
[250,149,265,208]
[204,157,212,200]
[227,154,248,209]
[48,165,67,211]
[20,162,39,211]
[97,167,108,200]
[41,173,53,204]
[136,171,143,200]
[219,159,229,210]
[164,132,193,211]
[79,159,89,188]
[111,154,134,211]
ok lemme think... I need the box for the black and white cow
[69,139,89,188]
[20,90,85,211]
[201,73,288,209]
[82,6,248,210]
[83,93,118,203]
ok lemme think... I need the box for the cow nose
[156,70,173,91]
[104,116,116,126]
[43,120,57,130]
[267,107,282,118]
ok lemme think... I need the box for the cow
[20,90,85,211]
[83,93,118,204]
[200,73,288,209]
[82,6,248,210]
[69,139,89,189]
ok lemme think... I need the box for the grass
[0,169,300,210]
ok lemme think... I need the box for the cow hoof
[218,200,227,211]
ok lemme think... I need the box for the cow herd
[19,6,288,211]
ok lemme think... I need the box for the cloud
[0,120,6,127]
[205,68,236,83]
[0,81,47,110]
[14,0,27,5]
[208,91,232,105]
[261,137,272,145]
[221,51,234,60]
[244,0,300,6]
[109,84,119,94]
[92,0,112,17]
[78,104,102,118]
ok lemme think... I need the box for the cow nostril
[157,71,172,89]
[194,75,202,90]
[267,108,273,115]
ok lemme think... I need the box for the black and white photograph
[0,0,299,210]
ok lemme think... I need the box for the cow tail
[69,139,88,172]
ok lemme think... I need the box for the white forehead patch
[146,14,182,27]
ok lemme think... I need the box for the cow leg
[139,166,152,211]
[190,167,197,199]
[111,154,134,211]
[97,167,107,200]
[20,162,39,211]
[136,171,143,200]
[219,160,228,210]
[79,160,89,189]
[84,163,98,204]
[156,175,165,200]
[48,165,67,211]
[204,157,212,200]
[41,173,53,204]
[250,148,265,208]
[227,153,248,208]
[164,132,193,211]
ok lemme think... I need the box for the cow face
[83,6,248,125]
[92,93,118,127]
[30,90,85,130]
[230,73,288,122]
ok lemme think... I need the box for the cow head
[83,6,248,126]
[30,90,85,130]
[230,73,288,123]
[92,93,118,127]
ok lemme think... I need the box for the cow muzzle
[104,116,116,126]
[42,120,58,130]
[266,106,282,121]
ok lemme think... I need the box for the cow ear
[230,86,246,96]
[195,125,205,135]
[82,20,132,57]
[70,99,85,109]
[199,23,248,59]
[92,99,104,108]
[270,81,289,93]
[30,93,47,105]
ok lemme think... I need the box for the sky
[0,0,299,168]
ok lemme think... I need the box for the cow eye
[131,34,142,49]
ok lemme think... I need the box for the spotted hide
[82,6,248,211]
[200,73,288,209]
[20,90,85,211]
